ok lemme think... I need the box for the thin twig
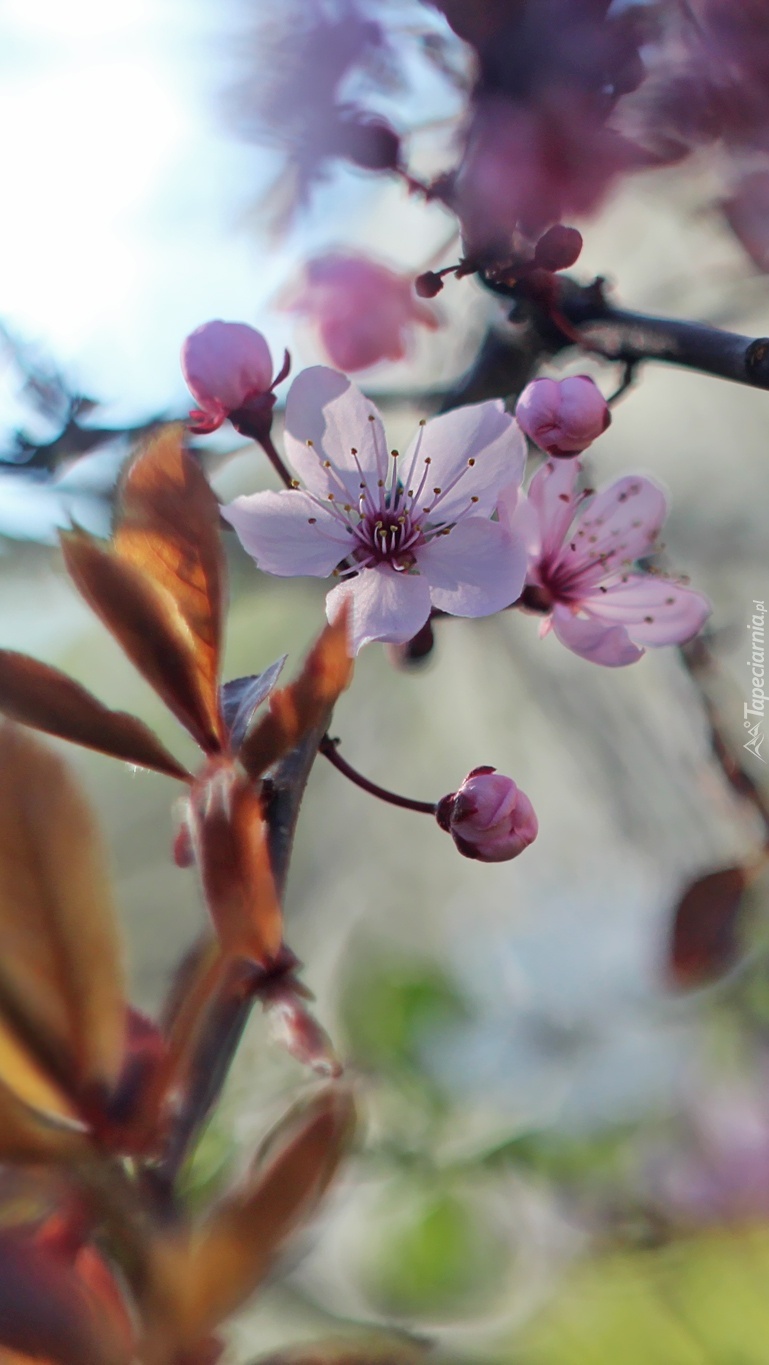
[320,735,436,815]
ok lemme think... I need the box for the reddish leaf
[0,1016,88,1163]
[0,1231,131,1365]
[668,866,748,988]
[239,610,353,781]
[60,528,221,753]
[129,943,228,1154]
[189,762,282,965]
[153,1087,355,1349]
[0,650,190,780]
[261,983,341,1077]
[115,428,225,747]
[0,724,127,1099]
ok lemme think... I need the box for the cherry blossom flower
[453,93,638,251]
[515,375,611,457]
[498,459,710,666]
[181,321,277,434]
[282,254,440,372]
[436,766,538,862]
[224,366,528,654]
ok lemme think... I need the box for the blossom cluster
[179,318,712,864]
[184,320,709,668]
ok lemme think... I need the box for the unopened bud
[533,224,583,272]
[415,270,444,298]
[515,375,611,457]
[181,320,274,434]
[436,766,538,862]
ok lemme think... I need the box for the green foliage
[365,1181,506,1318]
[341,954,469,1083]
[517,1227,769,1364]
[178,1119,236,1210]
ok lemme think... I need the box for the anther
[468,458,476,467]
[291,479,300,489]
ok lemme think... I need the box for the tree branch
[485,273,769,391]
[157,711,335,1184]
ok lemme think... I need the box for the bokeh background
[3,3,769,1361]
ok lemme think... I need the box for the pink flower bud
[533,224,583,272]
[181,320,275,433]
[414,270,445,298]
[436,766,538,862]
[515,375,611,457]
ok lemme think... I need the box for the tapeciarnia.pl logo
[745,599,766,762]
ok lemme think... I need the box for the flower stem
[257,431,293,488]
[319,735,436,814]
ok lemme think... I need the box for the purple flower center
[352,509,421,569]
[300,416,481,576]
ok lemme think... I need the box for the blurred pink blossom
[283,253,440,372]
[181,320,276,433]
[453,92,638,251]
[436,766,538,862]
[650,1080,769,1225]
[224,366,527,654]
[515,375,611,457]
[498,459,710,666]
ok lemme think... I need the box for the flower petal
[527,459,581,559]
[400,401,526,521]
[573,475,667,575]
[420,518,527,617]
[496,484,542,560]
[223,490,351,577]
[550,604,644,666]
[326,567,432,652]
[283,366,388,502]
[582,574,711,645]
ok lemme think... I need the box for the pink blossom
[282,254,439,372]
[648,1080,769,1225]
[498,459,710,667]
[436,766,538,862]
[223,366,528,654]
[515,376,611,457]
[453,93,638,251]
[181,320,275,433]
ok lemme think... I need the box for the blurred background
[3,2,769,1361]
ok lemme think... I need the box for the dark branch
[484,272,769,392]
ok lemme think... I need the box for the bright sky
[0,0,458,447]
[0,0,295,423]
